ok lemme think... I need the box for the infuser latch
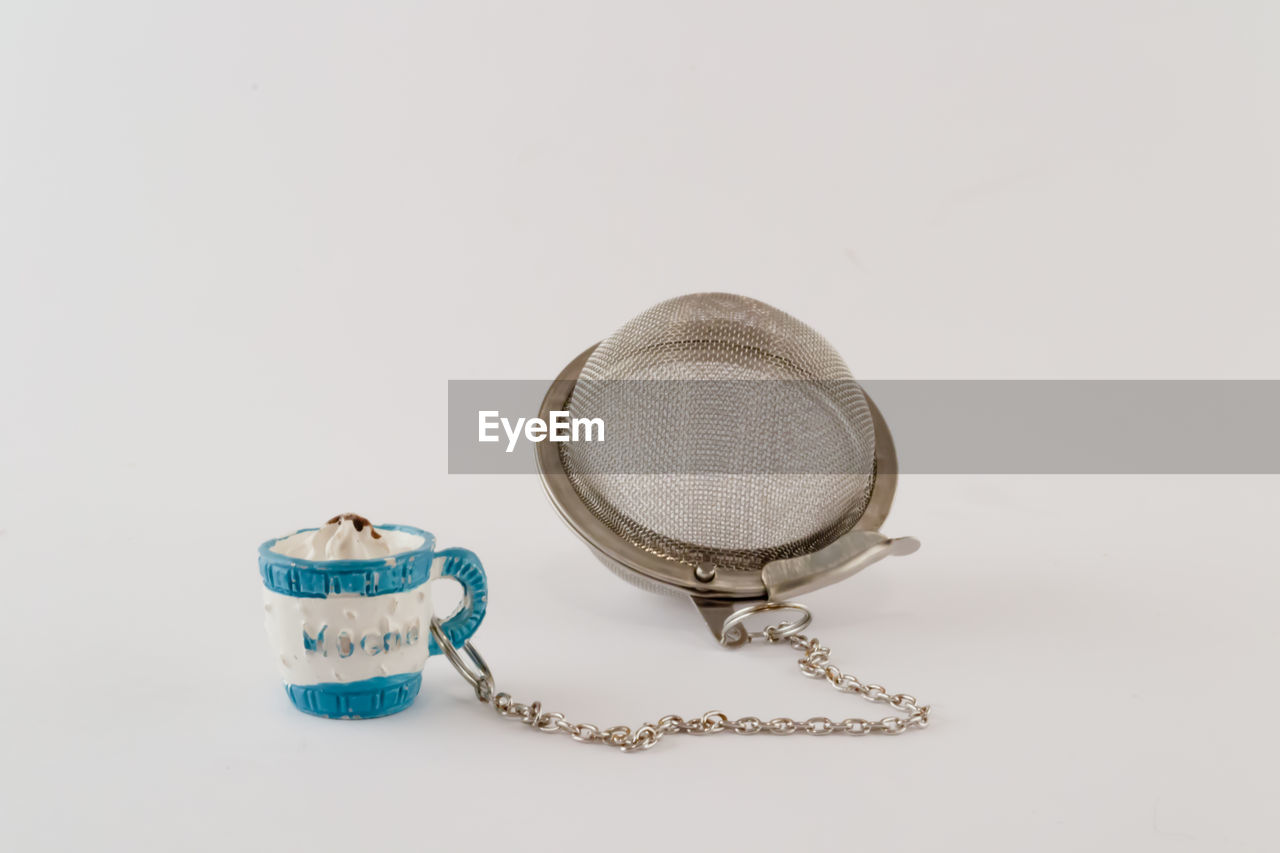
[761,530,920,600]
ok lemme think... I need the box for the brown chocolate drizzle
[325,513,382,538]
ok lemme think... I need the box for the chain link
[470,627,930,753]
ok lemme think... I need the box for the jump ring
[720,601,812,647]
[429,617,495,702]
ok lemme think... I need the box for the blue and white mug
[259,524,487,719]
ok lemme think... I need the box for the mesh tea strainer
[429,292,930,751]
[536,292,920,646]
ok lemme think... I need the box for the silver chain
[429,616,931,753]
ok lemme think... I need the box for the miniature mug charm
[259,514,487,719]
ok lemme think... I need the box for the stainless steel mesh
[560,293,876,572]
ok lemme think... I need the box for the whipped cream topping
[271,514,425,561]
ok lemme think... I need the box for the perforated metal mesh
[560,293,876,572]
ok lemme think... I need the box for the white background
[2,2,1278,851]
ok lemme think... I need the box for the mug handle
[426,547,488,656]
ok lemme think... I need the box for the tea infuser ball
[536,292,919,645]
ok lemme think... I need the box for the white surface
[2,2,1278,852]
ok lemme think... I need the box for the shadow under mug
[259,524,487,719]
